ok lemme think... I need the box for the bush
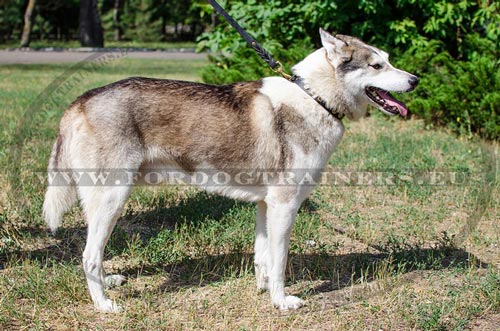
[200,39,313,85]
[397,37,500,140]
[198,0,500,140]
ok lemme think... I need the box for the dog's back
[63,77,280,169]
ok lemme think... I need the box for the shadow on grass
[9,191,488,299]
[117,191,241,242]
[116,245,487,300]
[6,192,240,265]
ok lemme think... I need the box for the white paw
[105,274,126,288]
[257,278,269,292]
[273,295,305,310]
[255,265,269,291]
[95,299,124,313]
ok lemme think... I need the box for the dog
[43,28,418,312]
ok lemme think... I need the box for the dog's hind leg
[254,201,270,291]
[79,185,132,312]
[266,200,305,310]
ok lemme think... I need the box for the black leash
[208,0,344,120]
[207,0,289,78]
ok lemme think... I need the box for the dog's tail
[43,130,77,233]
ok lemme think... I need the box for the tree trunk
[79,0,104,47]
[113,0,121,41]
[161,16,167,40]
[20,0,36,47]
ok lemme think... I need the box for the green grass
[0,40,197,50]
[0,58,499,330]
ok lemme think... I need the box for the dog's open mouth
[365,86,408,117]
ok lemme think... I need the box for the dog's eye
[371,64,382,70]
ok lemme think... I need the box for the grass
[0,57,499,330]
[0,40,197,50]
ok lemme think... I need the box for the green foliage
[398,36,500,140]
[201,39,313,85]
[99,0,209,43]
[119,0,161,42]
[1,0,208,44]
[198,0,500,140]
[0,0,23,42]
[196,0,324,84]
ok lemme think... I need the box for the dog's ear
[319,28,352,66]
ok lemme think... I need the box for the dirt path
[0,50,207,64]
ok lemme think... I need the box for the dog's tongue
[378,90,408,117]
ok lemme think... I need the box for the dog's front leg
[266,200,305,310]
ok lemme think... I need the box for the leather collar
[290,75,344,120]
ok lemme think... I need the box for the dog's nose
[408,76,419,88]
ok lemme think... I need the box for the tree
[80,0,104,47]
[20,0,36,47]
[112,0,122,41]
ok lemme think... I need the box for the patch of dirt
[468,313,500,331]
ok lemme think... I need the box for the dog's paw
[273,295,305,310]
[257,279,269,293]
[105,274,126,288]
[257,280,269,292]
[255,267,269,292]
[95,299,124,313]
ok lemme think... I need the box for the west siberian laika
[43,29,418,312]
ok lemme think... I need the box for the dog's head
[319,28,418,118]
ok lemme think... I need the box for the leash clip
[272,61,292,80]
